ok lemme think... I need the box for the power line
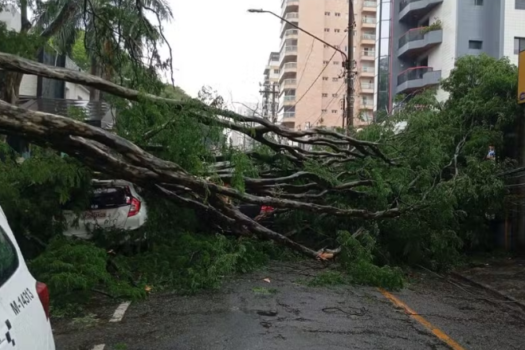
[295,38,315,88]
[285,34,348,111]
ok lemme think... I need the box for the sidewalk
[454,257,525,307]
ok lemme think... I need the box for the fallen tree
[0,50,518,265]
[0,51,415,258]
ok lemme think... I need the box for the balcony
[360,102,373,110]
[399,0,443,22]
[280,12,299,37]
[282,62,297,73]
[280,78,297,91]
[363,1,377,11]
[283,111,295,118]
[280,95,296,106]
[361,67,375,77]
[361,50,375,61]
[396,66,441,94]
[362,17,376,28]
[282,0,299,16]
[360,83,374,93]
[280,45,298,61]
[398,26,442,58]
[362,33,376,44]
[284,29,299,39]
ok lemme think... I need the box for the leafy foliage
[29,236,144,308]
[0,146,91,257]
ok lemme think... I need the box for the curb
[451,272,525,312]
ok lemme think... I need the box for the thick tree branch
[0,52,391,164]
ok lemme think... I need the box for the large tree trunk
[0,71,23,104]
[89,56,101,101]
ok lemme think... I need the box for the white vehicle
[62,180,148,240]
[0,205,55,350]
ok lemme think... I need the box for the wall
[425,0,457,101]
[389,0,415,103]
[64,57,90,100]
[456,0,502,59]
[502,0,525,65]
[294,0,326,130]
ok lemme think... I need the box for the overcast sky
[160,0,281,107]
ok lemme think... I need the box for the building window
[469,40,483,49]
[332,109,338,113]
[322,109,327,113]
[322,77,328,81]
[517,0,525,9]
[322,93,328,97]
[333,61,340,65]
[274,69,279,74]
[335,12,341,16]
[515,37,525,53]
[332,93,338,97]
[335,29,341,33]
[325,11,330,15]
[324,28,330,32]
[332,77,338,82]
[305,122,311,129]
[323,60,329,65]
[474,0,483,5]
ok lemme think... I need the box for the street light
[248,7,355,129]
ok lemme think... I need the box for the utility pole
[271,82,277,123]
[341,98,346,129]
[346,0,355,129]
[259,82,279,122]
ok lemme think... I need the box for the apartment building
[262,52,280,121]
[375,0,525,112]
[1,6,91,100]
[271,0,376,130]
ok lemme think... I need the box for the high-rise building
[375,0,525,112]
[262,52,280,121]
[268,0,376,130]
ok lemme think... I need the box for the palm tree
[33,0,173,100]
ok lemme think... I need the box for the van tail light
[36,282,50,320]
[128,197,141,217]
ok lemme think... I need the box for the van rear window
[0,226,19,287]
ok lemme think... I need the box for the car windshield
[0,226,19,287]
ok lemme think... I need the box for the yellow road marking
[379,288,466,350]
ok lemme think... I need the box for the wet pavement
[53,262,525,350]
[458,257,525,303]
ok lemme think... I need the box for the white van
[0,205,55,350]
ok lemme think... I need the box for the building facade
[268,0,376,131]
[375,0,525,112]
[262,52,280,122]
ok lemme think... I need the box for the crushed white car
[62,180,147,240]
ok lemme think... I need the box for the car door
[0,221,20,350]
[0,211,54,350]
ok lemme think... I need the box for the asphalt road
[53,262,525,350]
